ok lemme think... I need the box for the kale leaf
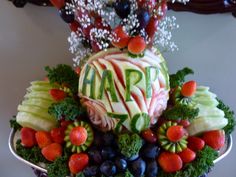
[10,117,22,131]
[47,156,70,177]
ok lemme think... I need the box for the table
[0,1,235,177]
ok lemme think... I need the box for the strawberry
[68,153,89,174]
[70,126,88,146]
[41,143,62,162]
[50,0,65,9]
[69,21,80,32]
[158,152,183,173]
[112,25,130,49]
[202,130,225,150]
[49,89,66,101]
[20,127,37,147]
[128,36,146,55]
[166,125,185,142]
[60,120,73,129]
[181,80,197,97]
[146,17,159,40]
[50,127,65,144]
[141,129,157,143]
[187,136,205,151]
[178,148,196,163]
[35,131,53,148]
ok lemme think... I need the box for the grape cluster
[80,130,160,177]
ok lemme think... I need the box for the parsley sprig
[170,67,194,88]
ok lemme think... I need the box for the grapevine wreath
[9,1,235,177]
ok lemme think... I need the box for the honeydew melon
[24,91,53,101]
[22,98,53,109]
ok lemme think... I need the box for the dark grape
[137,8,150,29]
[12,0,27,7]
[114,0,131,19]
[141,144,160,159]
[146,160,158,177]
[83,166,98,176]
[130,158,146,177]
[93,131,104,147]
[115,157,127,172]
[101,146,116,160]
[103,133,115,146]
[88,148,103,164]
[59,7,75,23]
[100,161,117,176]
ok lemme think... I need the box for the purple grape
[103,133,115,146]
[59,7,75,23]
[83,166,98,176]
[141,144,160,159]
[101,147,116,160]
[100,161,117,176]
[115,157,127,172]
[137,8,150,29]
[114,0,131,19]
[88,148,103,164]
[12,0,27,8]
[146,160,158,177]
[130,158,146,177]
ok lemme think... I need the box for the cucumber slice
[130,113,150,133]
[22,98,53,109]
[24,91,53,101]
[187,117,228,136]
[18,105,56,122]
[16,112,57,131]
[27,84,53,92]
[198,105,225,118]
[31,81,51,86]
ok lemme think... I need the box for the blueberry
[103,133,115,146]
[114,0,131,19]
[100,161,117,176]
[101,147,116,160]
[59,7,75,23]
[115,157,127,172]
[141,144,160,159]
[146,160,158,177]
[88,148,103,164]
[12,0,27,7]
[83,166,98,176]
[130,158,146,177]
[137,8,150,29]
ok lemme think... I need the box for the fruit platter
[8,0,235,177]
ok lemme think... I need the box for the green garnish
[158,146,218,177]
[163,104,199,121]
[45,64,79,94]
[117,133,143,158]
[47,156,70,177]
[170,67,194,88]
[16,140,48,164]
[48,97,85,121]
[10,117,22,131]
[76,172,85,177]
[115,169,134,177]
[217,99,236,135]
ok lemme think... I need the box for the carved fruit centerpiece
[78,48,169,132]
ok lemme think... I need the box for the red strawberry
[41,143,62,162]
[50,127,65,144]
[49,89,66,101]
[187,136,205,151]
[178,148,196,163]
[181,80,197,97]
[166,125,185,142]
[157,152,183,173]
[60,120,73,129]
[141,129,157,143]
[70,126,88,146]
[35,131,53,149]
[20,127,37,147]
[202,130,225,150]
[68,153,89,174]
[112,25,130,49]
[146,17,159,40]
[128,36,146,55]
[50,0,65,9]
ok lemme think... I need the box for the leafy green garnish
[170,67,194,88]
[115,169,134,177]
[16,140,48,164]
[10,117,22,131]
[217,99,236,135]
[47,156,70,177]
[48,97,85,121]
[117,133,143,158]
[163,104,199,121]
[45,64,79,94]
[158,146,218,177]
